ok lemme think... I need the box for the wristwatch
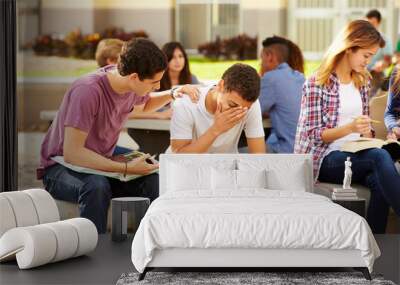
[170,87,179,100]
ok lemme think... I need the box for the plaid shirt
[294,73,370,180]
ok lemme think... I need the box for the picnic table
[40,110,271,155]
[125,118,271,155]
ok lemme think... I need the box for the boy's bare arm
[143,85,200,112]
[246,137,266,153]
[63,127,157,174]
[170,127,220,153]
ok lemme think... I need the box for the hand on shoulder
[173,85,200,103]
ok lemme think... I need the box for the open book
[51,151,158,182]
[341,138,400,160]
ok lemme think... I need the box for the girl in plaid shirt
[295,20,400,233]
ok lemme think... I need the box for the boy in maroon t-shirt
[40,38,199,233]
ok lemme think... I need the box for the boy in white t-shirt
[169,63,265,153]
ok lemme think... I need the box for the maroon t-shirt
[40,65,149,169]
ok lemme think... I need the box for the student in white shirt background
[169,63,265,154]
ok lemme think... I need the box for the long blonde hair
[316,20,385,88]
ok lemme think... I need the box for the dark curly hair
[262,35,304,74]
[222,63,260,102]
[117,38,167,80]
[366,9,381,23]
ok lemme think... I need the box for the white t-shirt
[169,85,264,153]
[328,82,362,152]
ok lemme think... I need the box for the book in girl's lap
[341,138,400,161]
[294,19,400,234]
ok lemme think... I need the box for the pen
[351,116,381,124]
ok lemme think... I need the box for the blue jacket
[384,70,400,132]
[259,63,305,153]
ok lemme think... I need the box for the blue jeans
[43,164,159,234]
[113,145,133,155]
[318,149,400,233]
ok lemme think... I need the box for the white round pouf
[0,196,17,237]
[1,192,39,227]
[42,221,79,262]
[65,218,98,257]
[0,190,98,269]
[0,226,57,269]
[24,189,60,223]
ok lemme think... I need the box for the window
[176,0,241,50]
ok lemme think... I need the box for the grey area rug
[117,271,396,285]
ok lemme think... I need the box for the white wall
[40,0,173,46]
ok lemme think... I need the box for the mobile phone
[145,155,157,164]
